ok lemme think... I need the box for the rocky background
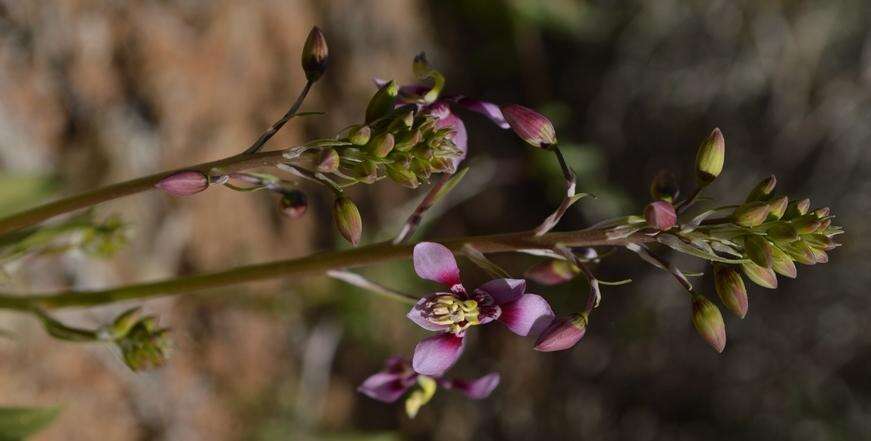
[1,1,869,440]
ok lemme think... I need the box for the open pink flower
[407,242,555,376]
[358,356,500,403]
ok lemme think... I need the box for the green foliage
[0,406,60,441]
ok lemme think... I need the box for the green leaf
[0,406,60,441]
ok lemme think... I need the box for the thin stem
[0,150,289,237]
[242,80,314,155]
[676,185,705,215]
[0,228,655,311]
[326,270,418,305]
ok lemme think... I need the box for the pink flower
[358,356,499,403]
[407,242,555,376]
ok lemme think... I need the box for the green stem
[0,150,288,237]
[0,228,654,311]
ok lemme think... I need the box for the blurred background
[0,0,869,440]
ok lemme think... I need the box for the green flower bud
[767,196,789,220]
[744,235,773,268]
[695,128,725,184]
[317,148,340,173]
[367,133,395,158]
[691,294,726,353]
[333,197,362,245]
[813,207,831,219]
[745,175,777,202]
[386,165,420,188]
[733,201,770,227]
[769,245,797,279]
[811,247,829,264]
[365,80,399,123]
[804,233,836,251]
[778,240,817,265]
[766,223,799,243]
[714,265,748,319]
[783,198,810,219]
[388,107,415,131]
[741,261,778,289]
[394,129,422,152]
[301,26,329,82]
[791,215,822,234]
[348,125,371,145]
[650,169,680,202]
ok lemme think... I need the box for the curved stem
[0,150,288,237]
[242,80,314,155]
[0,228,655,311]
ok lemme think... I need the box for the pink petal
[456,97,510,129]
[357,371,413,403]
[407,296,450,332]
[436,111,468,169]
[412,333,465,377]
[476,278,526,305]
[441,372,500,399]
[413,242,461,286]
[498,293,555,336]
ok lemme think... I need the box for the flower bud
[811,247,829,264]
[644,201,677,231]
[348,125,371,145]
[155,171,209,196]
[366,81,399,123]
[367,133,395,158]
[744,235,773,268]
[769,245,797,279]
[501,104,557,148]
[650,169,680,202]
[301,26,328,82]
[524,259,579,285]
[732,201,770,227]
[394,129,423,152]
[745,175,777,202]
[388,107,415,131]
[813,207,830,219]
[791,215,821,234]
[386,165,420,188]
[714,265,748,318]
[740,261,778,289]
[691,294,726,353]
[695,128,725,184]
[783,198,810,219]
[534,313,587,352]
[767,196,789,220]
[333,197,362,245]
[779,240,817,265]
[317,148,340,173]
[804,233,837,251]
[766,223,798,243]
[279,190,308,219]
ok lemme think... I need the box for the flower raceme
[358,356,499,418]
[407,242,555,376]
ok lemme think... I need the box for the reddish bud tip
[333,197,362,245]
[691,294,726,353]
[155,171,209,196]
[301,26,328,82]
[501,104,557,148]
[644,201,677,231]
[714,265,748,318]
[534,313,587,352]
[695,128,725,184]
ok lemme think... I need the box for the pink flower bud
[155,171,209,196]
[500,104,557,148]
[280,191,308,219]
[644,201,677,231]
[691,294,726,353]
[524,259,579,286]
[534,313,587,352]
[713,265,748,318]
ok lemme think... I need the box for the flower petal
[476,278,526,305]
[357,371,414,403]
[413,242,461,286]
[412,333,465,377]
[456,97,510,129]
[441,372,500,399]
[407,296,450,332]
[436,111,467,169]
[498,293,555,336]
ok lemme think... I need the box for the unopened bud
[695,128,725,184]
[740,261,778,289]
[766,223,798,242]
[280,190,308,219]
[745,175,777,202]
[804,234,836,251]
[767,196,789,220]
[779,240,817,265]
[744,235,773,268]
[386,165,420,188]
[813,207,830,219]
[783,198,810,219]
[650,169,680,202]
[394,129,422,152]
[110,307,142,340]
[367,133,395,158]
[644,201,677,231]
[733,201,770,227]
[501,104,557,148]
[333,197,362,245]
[366,80,399,123]
[791,215,821,234]
[155,171,209,196]
[348,125,371,145]
[811,247,829,264]
[301,26,328,82]
[525,259,579,285]
[534,313,587,352]
[769,245,797,279]
[691,294,726,353]
[388,107,415,131]
[317,148,340,173]
[714,265,748,318]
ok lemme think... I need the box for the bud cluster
[109,308,172,371]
